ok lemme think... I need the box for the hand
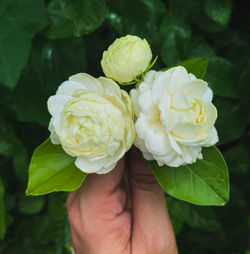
[67,149,178,254]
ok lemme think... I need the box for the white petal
[168,134,182,155]
[142,152,154,160]
[98,77,121,97]
[75,157,109,173]
[145,127,170,155]
[172,90,189,109]
[201,87,213,102]
[189,73,197,81]
[52,113,64,136]
[134,136,148,153]
[202,126,218,147]
[135,114,150,139]
[152,71,171,103]
[167,156,183,167]
[205,102,218,126]
[172,122,197,140]
[69,73,104,93]
[158,95,171,129]
[50,130,60,144]
[47,95,72,116]
[57,81,86,96]
[184,80,208,100]
[143,70,158,84]
[95,162,117,174]
[130,89,141,116]
[169,66,189,93]
[138,90,153,113]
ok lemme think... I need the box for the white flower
[47,73,135,174]
[101,35,152,83]
[130,66,218,167]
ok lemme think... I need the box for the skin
[67,149,178,254]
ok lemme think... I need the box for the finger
[67,157,128,219]
[66,157,131,254]
[128,148,177,254]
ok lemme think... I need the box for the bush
[0,0,249,253]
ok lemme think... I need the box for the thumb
[128,148,163,196]
[67,157,126,212]
[128,148,177,253]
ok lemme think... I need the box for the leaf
[46,0,74,39]
[18,196,45,214]
[0,0,48,88]
[14,37,86,126]
[0,116,23,157]
[26,139,87,196]
[13,148,29,181]
[61,0,108,36]
[161,57,208,79]
[149,146,229,206]
[205,57,240,99]
[177,57,208,79]
[188,36,215,59]
[214,97,247,145]
[160,15,191,66]
[204,0,232,26]
[223,143,250,174]
[167,197,222,232]
[0,179,6,240]
[108,0,166,45]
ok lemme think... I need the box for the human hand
[67,149,178,254]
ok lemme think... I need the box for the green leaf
[188,36,215,59]
[61,0,108,36]
[26,139,87,196]
[177,57,208,79]
[160,15,191,66]
[108,0,166,45]
[223,143,250,174]
[150,146,229,206]
[167,197,222,231]
[161,57,208,79]
[204,0,232,26]
[205,57,240,99]
[18,196,45,214]
[214,97,247,145]
[0,116,24,157]
[14,37,86,126]
[0,0,48,88]
[13,148,29,181]
[0,179,6,240]
[46,0,74,39]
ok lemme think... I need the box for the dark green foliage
[0,0,249,253]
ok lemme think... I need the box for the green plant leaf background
[0,0,249,253]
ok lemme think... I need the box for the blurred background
[0,0,249,253]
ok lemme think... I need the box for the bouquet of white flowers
[26,35,229,206]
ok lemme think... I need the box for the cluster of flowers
[48,35,218,174]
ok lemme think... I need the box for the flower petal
[158,95,171,130]
[201,87,213,103]
[69,73,104,93]
[47,95,72,117]
[98,77,122,97]
[145,126,170,155]
[152,71,171,103]
[75,157,109,173]
[169,66,189,93]
[57,80,86,96]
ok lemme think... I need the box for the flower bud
[101,35,152,83]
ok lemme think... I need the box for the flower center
[192,99,206,125]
